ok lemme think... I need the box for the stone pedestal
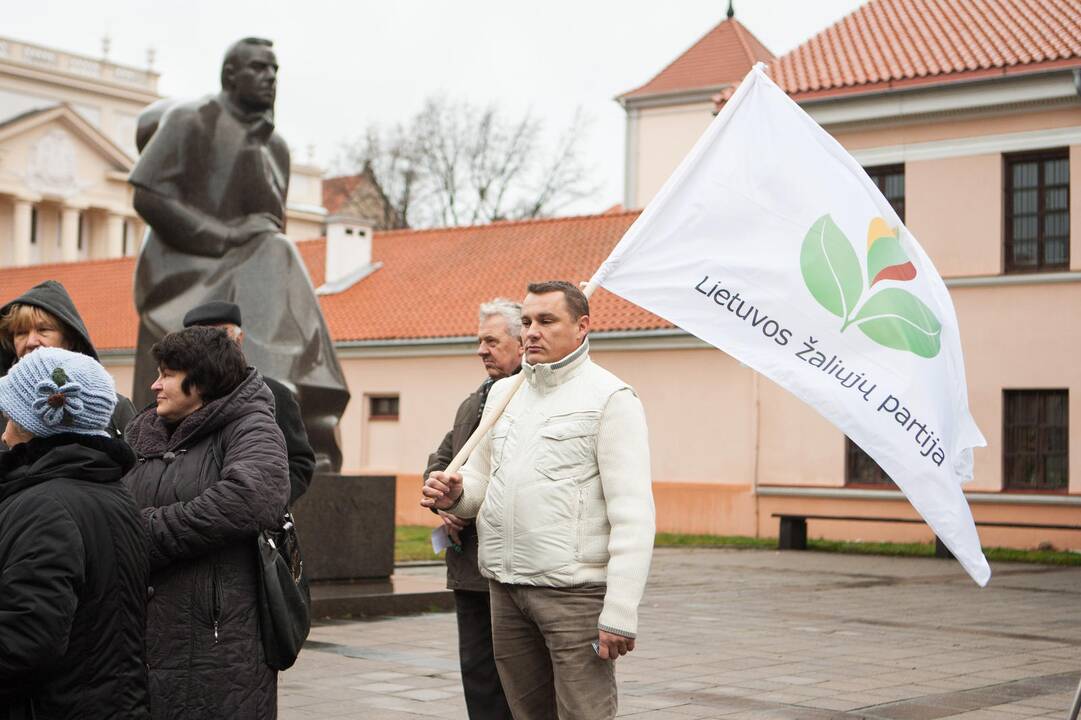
[291,473,395,581]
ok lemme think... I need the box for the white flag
[589,64,990,585]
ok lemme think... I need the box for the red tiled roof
[0,256,140,352]
[0,212,671,351]
[621,17,775,100]
[305,211,671,342]
[736,0,1081,104]
[322,174,366,215]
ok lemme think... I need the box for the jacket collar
[0,434,134,503]
[218,91,275,138]
[521,339,590,393]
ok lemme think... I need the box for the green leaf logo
[800,215,941,358]
[800,215,863,321]
[850,288,941,358]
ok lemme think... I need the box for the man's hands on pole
[421,470,463,510]
[596,630,635,661]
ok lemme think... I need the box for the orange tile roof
[322,173,366,215]
[621,16,775,100]
[0,256,140,352]
[764,0,1081,102]
[0,211,671,351]
[305,211,672,342]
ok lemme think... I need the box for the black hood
[0,433,136,504]
[0,280,99,375]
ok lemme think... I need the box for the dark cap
[183,301,242,328]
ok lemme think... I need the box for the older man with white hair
[424,298,523,720]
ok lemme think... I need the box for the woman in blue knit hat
[0,347,150,720]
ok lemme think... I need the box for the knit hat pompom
[0,347,116,438]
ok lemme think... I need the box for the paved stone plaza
[281,548,1080,719]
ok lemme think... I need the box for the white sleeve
[596,388,655,638]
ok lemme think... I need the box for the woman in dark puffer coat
[124,327,288,720]
[0,347,149,720]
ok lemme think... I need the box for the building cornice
[0,60,160,105]
[619,85,730,110]
[850,123,1081,166]
[802,70,1080,130]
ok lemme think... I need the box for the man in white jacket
[423,281,655,720]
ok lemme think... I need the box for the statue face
[225,44,278,112]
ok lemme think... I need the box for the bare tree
[335,97,597,228]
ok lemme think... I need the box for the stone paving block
[392,687,458,701]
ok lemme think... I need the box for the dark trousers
[455,589,513,720]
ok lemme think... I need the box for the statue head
[221,37,278,113]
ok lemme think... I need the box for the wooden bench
[772,513,1081,559]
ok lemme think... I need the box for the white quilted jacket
[454,340,655,637]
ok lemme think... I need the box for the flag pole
[438,282,599,478]
[1066,674,1081,720]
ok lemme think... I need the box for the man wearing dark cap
[183,300,316,503]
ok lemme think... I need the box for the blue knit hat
[0,347,117,438]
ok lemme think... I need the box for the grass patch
[396,525,442,563]
[654,532,775,550]
[400,526,1081,566]
[655,532,1081,566]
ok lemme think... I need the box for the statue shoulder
[135,95,216,153]
[268,132,290,164]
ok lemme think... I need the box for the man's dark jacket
[264,376,316,503]
[0,434,150,720]
[123,369,288,720]
[0,281,137,440]
[425,378,494,592]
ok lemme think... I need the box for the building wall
[629,100,715,209]
[904,153,1003,277]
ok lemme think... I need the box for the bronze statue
[129,37,349,472]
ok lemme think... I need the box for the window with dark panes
[1005,151,1069,273]
[1003,390,1068,491]
[368,395,399,421]
[845,437,895,487]
[866,165,905,221]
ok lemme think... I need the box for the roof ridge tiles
[367,208,643,239]
[751,0,1081,102]
[621,16,776,99]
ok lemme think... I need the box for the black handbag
[256,512,311,670]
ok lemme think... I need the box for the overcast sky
[6,0,865,214]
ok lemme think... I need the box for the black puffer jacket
[0,434,149,720]
[0,280,137,440]
[123,369,289,720]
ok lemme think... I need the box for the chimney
[316,214,382,295]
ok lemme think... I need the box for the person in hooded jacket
[0,347,150,720]
[0,280,138,442]
[123,326,288,720]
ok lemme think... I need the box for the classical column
[60,206,80,263]
[12,198,33,266]
[105,212,125,259]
